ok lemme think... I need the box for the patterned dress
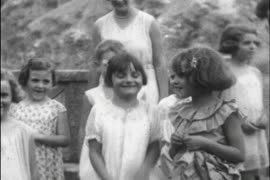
[12,98,66,180]
[159,95,243,180]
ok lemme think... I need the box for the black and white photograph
[1,0,269,180]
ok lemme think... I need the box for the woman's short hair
[1,68,24,103]
[219,24,258,55]
[171,45,236,91]
[18,58,56,87]
[104,51,147,87]
[94,40,124,65]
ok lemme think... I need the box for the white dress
[95,9,159,104]
[1,118,32,180]
[221,65,269,171]
[79,83,113,180]
[85,100,161,180]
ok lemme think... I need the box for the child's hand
[32,133,46,142]
[170,133,185,147]
[182,135,211,151]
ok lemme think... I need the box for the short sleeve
[149,105,162,143]
[85,105,102,143]
[157,103,174,143]
[53,100,67,113]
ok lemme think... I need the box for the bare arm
[203,113,245,163]
[78,95,93,153]
[28,135,39,180]
[149,20,169,100]
[89,139,111,180]
[34,111,71,147]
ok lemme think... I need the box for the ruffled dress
[159,96,243,180]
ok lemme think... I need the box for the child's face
[1,80,12,120]
[26,70,53,102]
[112,63,143,100]
[100,51,116,77]
[235,33,260,62]
[169,70,193,99]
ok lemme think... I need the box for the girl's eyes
[131,72,140,78]
[115,73,125,78]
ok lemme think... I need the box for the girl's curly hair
[171,45,236,91]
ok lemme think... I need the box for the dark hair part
[1,68,25,103]
[219,24,258,55]
[171,46,236,91]
[18,58,56,87]
[94,40,124,65]
[104,51,147,87]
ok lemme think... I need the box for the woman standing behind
[1,68,38,180]
[92,0,168,104]
[219,24,269,180]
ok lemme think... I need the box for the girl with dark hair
[79,39,124,180]
[219,24,269,180]
[12,58,71,180]
[85,52,161,180]
[1,68,38,180]
[159,46,245,180]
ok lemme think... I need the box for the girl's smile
[26,70,53,102]
[112,64,143,100]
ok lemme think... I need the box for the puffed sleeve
[149,105,162,143]
[157,103,174,144]
[85,105,102,143]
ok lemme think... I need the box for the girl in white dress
[79,40,124,180]
[85,52,161,180]
[92,0,168,104]
[219,24,269,180]
[1,68,37,180]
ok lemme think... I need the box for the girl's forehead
[29,70,52,78]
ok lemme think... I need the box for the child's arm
[28,135,39,180]
[34,111,71,147]
[89,139,112,180]
[183,113,245,163]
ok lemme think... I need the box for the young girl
[1,68,37,180]
[85,52,161,180]
[79,39,124,180]
[219,24,269,180]
[159,46,245,180]
[12,59,71,180]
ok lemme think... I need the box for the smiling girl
[12,59,71,180]
[85,52,161,180]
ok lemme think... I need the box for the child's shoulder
[46,99,67,112]
[158,95,191,109]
